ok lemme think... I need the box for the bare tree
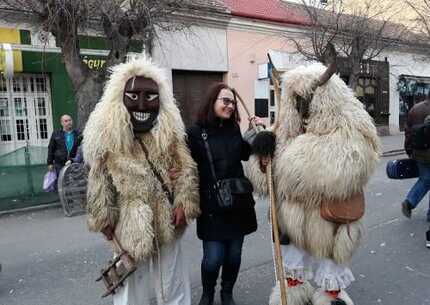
[406,0,430,40]
[0,0,221,129]
[290,0,407,90]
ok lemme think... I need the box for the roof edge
[230,11,310,27]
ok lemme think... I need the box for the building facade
[222,0,430,135]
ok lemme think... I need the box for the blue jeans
[201,237,244,294]
[406,162,430,214]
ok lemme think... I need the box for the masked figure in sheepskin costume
[245,57,380,305]
[83,57,200,305]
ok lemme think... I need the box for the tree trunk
[348,63,360,92]
[75,75,105,130]
[347,38,362,92]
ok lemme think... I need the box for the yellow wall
[0,27,23,72]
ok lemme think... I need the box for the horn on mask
[316,43,337,87]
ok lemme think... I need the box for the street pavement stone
[0,134,429,305]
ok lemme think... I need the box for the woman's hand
[248,116,265,130]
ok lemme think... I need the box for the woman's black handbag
[386,158,419,179]
[201,129,254,210]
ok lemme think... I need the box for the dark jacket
[187,120,257,241]
[404,100,430,163]
[47,129,81,166]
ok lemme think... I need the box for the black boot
[331,299,347,305]
[220,276,238,305]
[199,267,218,305]
[198,292,214,305]
[220,261,241,305]
[220,290,237,305]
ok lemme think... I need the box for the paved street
[0,134,429,305]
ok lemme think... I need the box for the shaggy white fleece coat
[245,63,379,265]
[83,57,200,263]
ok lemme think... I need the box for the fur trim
[114,202,155,261]
[83,56,185,167]
[312,289,354,305]
[243,154,268,196]
[304,207,335,260]
[170,138,201,222]
[86,158,119,232]
[332,221,363,265]
[277,200,306,250]
[269,280,314,305]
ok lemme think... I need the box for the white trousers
[281,244,355,291]
[113,238,191,305]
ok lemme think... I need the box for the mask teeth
[133,112,150,121]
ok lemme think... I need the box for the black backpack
[411,121,430,150]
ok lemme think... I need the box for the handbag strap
[201,129,219,188]
[136,137,175,206]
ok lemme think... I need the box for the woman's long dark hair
[195,82,241,126]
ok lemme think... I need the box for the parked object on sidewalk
[42,170,57,192]
[386,158,419,179]
[57,163,88,217]
[97,234,137,298]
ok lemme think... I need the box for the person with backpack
[402,95,430,222]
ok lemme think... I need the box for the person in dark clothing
[186,82,264,305]
[402,97,430,222]
[47,114,81,175]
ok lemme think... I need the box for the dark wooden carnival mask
[123,76,160,133]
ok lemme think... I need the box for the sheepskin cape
[245,63,380,264]
[83,57,200,262]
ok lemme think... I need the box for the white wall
[265,49,430,135]
[153,25,228,84]
[377,50,430,134]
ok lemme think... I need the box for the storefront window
[397,76,430,130]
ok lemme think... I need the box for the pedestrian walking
[47,114,81,175]
[401,96,430,222]
[186,82,264,305]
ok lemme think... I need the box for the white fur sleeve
[276,131,379,203]
[172,140,201,222]
[86,159,119,232]
[243,156,268,196]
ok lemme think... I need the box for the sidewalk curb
[0,202,61,217]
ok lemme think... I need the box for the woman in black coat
[187,83,264,305]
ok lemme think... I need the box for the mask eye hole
[125,92,139,101]
[146,93,159,102]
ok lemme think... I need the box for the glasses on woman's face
[218,97,237,107]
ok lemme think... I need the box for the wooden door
[172,70,224,127]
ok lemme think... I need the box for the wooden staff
[234,90,288,305]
